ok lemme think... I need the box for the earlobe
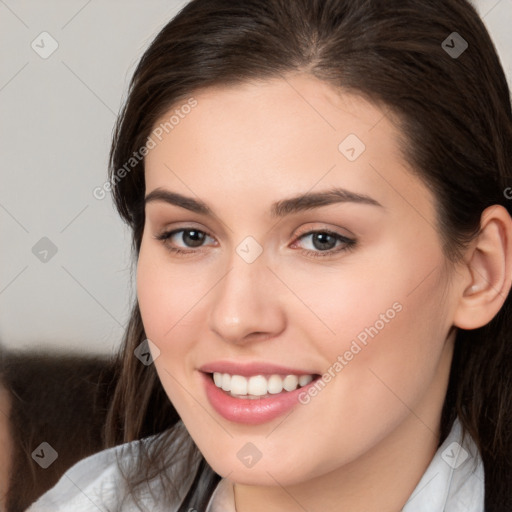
[453,205,512,330]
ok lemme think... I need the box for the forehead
[143,74,435,224]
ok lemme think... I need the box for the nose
[208,252,286,345]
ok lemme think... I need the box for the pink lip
[199,360,316,377]
[200,371,320,425]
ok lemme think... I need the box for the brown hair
[104,1,512,510]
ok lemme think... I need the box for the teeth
[212,372,315,397]
[283,375,299,391]
[230,375,248,395]
[221,373,231,392]
[299,375,313,386]
[268,375,283,394]
[247,375,267,395]
[213,372,223,387]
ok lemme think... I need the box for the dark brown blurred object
[0,349,119,512]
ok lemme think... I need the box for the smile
[212,372,315,398]
[200,367,322,424]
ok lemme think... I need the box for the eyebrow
[144,186,383,218]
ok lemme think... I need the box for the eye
[291,229,356,259]
[154,228,215,256]
[154,227,356,259]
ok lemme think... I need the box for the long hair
[104,1,512,510]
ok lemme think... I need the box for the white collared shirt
[27,417,484,511]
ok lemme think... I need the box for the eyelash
[153,227,356,259]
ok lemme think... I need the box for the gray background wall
[1,0,511,356]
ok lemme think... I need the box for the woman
[27,0,512,510]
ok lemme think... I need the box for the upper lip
[199,361,318,377]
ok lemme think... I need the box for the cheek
[280,237,441,349]
[136,251,199,411]
[313,258,450,438]
[136,242,219,410]
[297,238,450,408]
[136,243,209,342]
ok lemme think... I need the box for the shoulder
[25,434,159,512]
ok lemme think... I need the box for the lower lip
[201,372,319,425]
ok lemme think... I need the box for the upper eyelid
[152,217,355,236]
[293,224,354,239]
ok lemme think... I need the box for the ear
[453,205,512,330]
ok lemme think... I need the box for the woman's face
[137,74,461,485]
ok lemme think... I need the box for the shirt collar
[402,417,484,512]
[206,417,484,512]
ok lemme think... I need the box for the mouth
[209,371,319,399]
[200,369,322,424]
